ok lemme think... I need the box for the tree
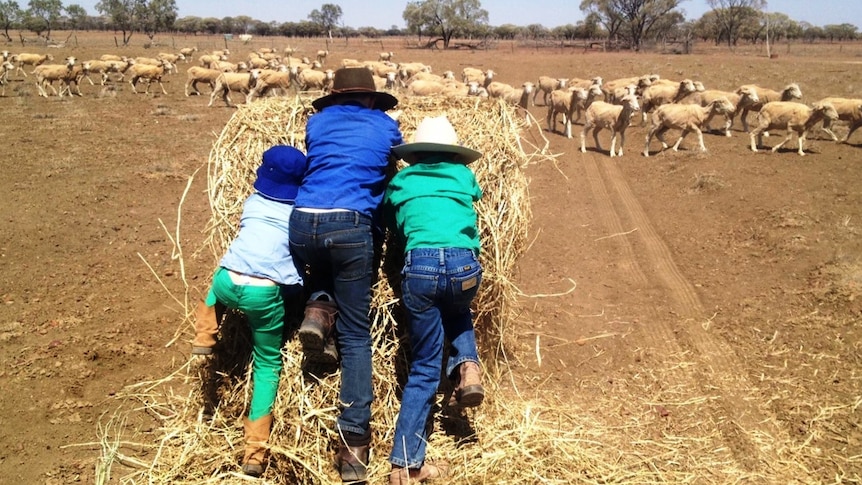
[174,15,201,34]
[402,0,489,49]
[0,1,22,41]
[137,0,177,41]
[26,0,62,39]
[579,0,625,45]
[64,3,87,30]
[706,0,766,47]
[95,0,136,45]
[308,3,342,40]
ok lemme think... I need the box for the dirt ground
[1,33,860,483]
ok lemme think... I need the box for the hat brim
[254,179,299,203]
[392,142,483,165]
[312,91,399,112]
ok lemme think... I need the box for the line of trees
[0,0,858,49]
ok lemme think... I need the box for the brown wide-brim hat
[311,67,398,112]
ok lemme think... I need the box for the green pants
[206,267,297,420]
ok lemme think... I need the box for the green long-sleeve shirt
[384,156,483,254]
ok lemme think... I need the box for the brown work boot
[305,335,339,366]
[191,300,223,355]
[298,297,337,357]
[242,414,273,477]
[389,462,449,484]
[448,361,484,408]
[337,444,369,482]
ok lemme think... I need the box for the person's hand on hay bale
[288,67,404,483]
[191,145,308,477]
[382,115,486,483]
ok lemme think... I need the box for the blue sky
[71,0,859,29]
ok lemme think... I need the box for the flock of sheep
[2,46,860,156]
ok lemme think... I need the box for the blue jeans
[289,210,376,443]
[389,248,482,468]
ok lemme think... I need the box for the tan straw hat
[391,115,482,164]
[311,67,398,111]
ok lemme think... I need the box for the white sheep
[580,94,641,157]
[682,86,760,137]
[157,52,185,72]
[373,71,398,91]
[1,60,15,96]
[127,59,174,94]
[33,56,79,97]
[209,70,261,107]
[547,84,603,139]
[378,51,394,62]
[397,62,432,87]
[533,76,568,106]
[104,59,133,82]
[816,97,862,144]
[297,68,334,92]
[485,80,514,99]
[736,83,803,132]
[602,74,653,102]
[316,50,328,64]
[185,66,223,96]
[15,52,54,77]
[99,54,124,62]
[405,79,446,96]
[461,67,494,88]
[247,67,295,100]
[81,60,113,85]
[643,97,736,157]
[640,78,697,124]
[569,76,603,90]
[179,47,197,61]
[749,101,838,156]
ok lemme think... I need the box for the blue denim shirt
[295,103,403,222]
[219,192,302,286]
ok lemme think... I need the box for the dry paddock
[1,31,862,484]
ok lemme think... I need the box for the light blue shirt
[219,192,302,286]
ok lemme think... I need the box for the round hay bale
[145,94,533,483]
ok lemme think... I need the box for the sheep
[316,50,328,64]
[99,54,124,62]
[749,101,839,156]
[405,79,446,96]
[179,47,197,61]
[461,67,494,88]
[397,62,432,87]
[533,76,568,106]
[81,60,112,85]
[640,78,697,124]
[681,86,759,137]
[547,84,604,138]
[127,59,174,94]
[485,81,515,99]
[736,83,803,132]
[15,53,54,77]
[580,94,641,157]
[199,54,227,69]
[210,60,247,73]
[104,59,133,82]
[341,58,364,68]
[32,56,79,97]
[815,97,862,144]
[297,68,334,92]
[211,49,230,58]
[569,76,603,90]
[157,53,185,72]
[602,74,653,102]
[643,97,736,157]
[208,70,261,107]
[378,51,394,62]
[1,60,15,96]
[185,66,223,96]
[246,67,295,101]
[374,71,398,91]
[363,60,397,80]
[441,80,482,98]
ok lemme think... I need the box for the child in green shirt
[383,115,485,484]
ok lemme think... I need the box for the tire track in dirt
[583,152,783,469]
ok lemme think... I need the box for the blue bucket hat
[253,145,307,202]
